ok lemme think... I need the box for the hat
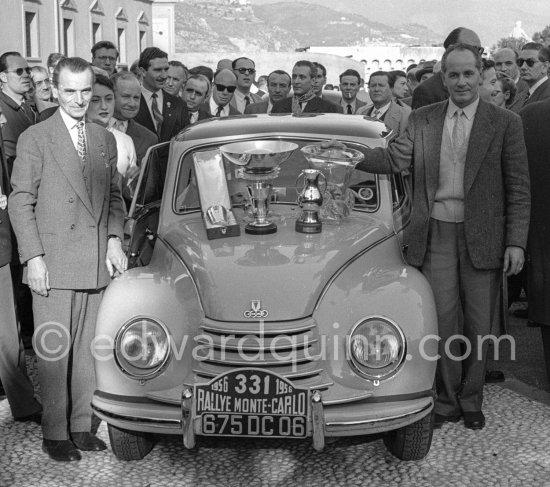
[415,60,436,82]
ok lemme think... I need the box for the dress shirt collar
[371,101,391,118]
[59,107,84,132]
[446,96,479,121]
[529,76,548,96]
[109,117,128,133]
[141,85,163,107]
[341,99,357,113]
[209,97,229,117]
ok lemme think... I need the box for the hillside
[173,0,441,53]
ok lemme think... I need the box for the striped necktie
[151,92,163,135]
[346,104,353,114]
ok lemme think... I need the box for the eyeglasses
[516,58,539,67]
[235,68,256,75]
[215,84,236,93]
[5,67,31,76]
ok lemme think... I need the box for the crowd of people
[0,26,549,461]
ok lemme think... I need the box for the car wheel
[108,424,155,461]
[383,410,434,461]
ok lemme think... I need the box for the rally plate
[194,369,310,438]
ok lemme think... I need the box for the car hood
[162,207,392,321]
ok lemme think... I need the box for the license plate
[194,369,309,438]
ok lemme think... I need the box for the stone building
[0,0,153,69]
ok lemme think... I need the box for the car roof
[174,113,388,143]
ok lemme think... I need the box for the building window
[117,28,127,63]
[25,11,39,58]
[139,29,146,53]
[63,18,75,56]
[92,22,102,45]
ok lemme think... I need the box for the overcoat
[520,98,550,326]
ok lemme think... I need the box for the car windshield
[173,137,379,214]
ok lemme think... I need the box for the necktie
[150,92,163,135]
[373,108,381,119]
[20,101,36,124]
[244,96,250,108]
[346,104,353,114]
[76,121,87,167]
[215,105,224,117]
[452,109,467,161]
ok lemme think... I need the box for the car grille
[191,317,333,390]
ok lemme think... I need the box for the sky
[248,0,550,46]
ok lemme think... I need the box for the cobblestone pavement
[2,377,550,487]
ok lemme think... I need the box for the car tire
[383,410,434,461]
[108,424,155,461]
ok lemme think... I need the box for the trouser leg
[0,264,41,418]
[457,227,500,412]
[421,219,462,416]
[541,327,550,382]
[69,289,103,433]
[32,289,73,440]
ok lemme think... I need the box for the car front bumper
[92,389,434,450]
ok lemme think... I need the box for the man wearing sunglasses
[0,51,36,173]
[518,43,550,106]
[230,57,263,114]
[204,68,240,118]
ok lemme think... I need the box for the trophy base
[295,220,322,234]
[245,222,277,235]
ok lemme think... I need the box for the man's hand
[503,246,525,276]
[27,256,50,296]
[106,237,128,277]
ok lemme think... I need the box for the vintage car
[92,113,438,461]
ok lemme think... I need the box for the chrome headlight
[348,317,406,380]
[115,317,171,379]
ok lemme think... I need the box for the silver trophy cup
[295,169,326,234]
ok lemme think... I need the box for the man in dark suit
[520,98,550,380]
[494,47,530,113]
[230,57,263,114]
[0,126,42,425]
[182,74,211,124]
[202,69,241,118]
[9,57,126,462]
[134,47,188,143]
[412,27,482,109]
[271,61,343,114]
[518,43,550,106]
[339,69,367,114]
[359,44,530,430]
[111,71,158,166]
[245,70,291,114]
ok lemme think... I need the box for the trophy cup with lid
[300,143,364,224]
[220,140,298,235]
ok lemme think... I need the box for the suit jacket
[134,91,188,143]
[271,96,343,114]
[524,78,550,106]
[360,99,530,270]
[201,102,241,118]
[356,100,411,137]
[411,73,448,109]
[341,99,367,114]
[186,108,211,124]
[0,90,36,171]
[508,78,530,113]
[244,100,270,114]
[8,110,124,289]
[126,119,158,166]
[0,129,11,267]
[230,92,263,114]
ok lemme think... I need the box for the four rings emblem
[243,300,269,319]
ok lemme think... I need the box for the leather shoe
[463,411,485,430]
[42,439,82,462]
[71,432,107,451]
[14,412,42,425]
[485,370,505,383]
[434,413,461,429]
